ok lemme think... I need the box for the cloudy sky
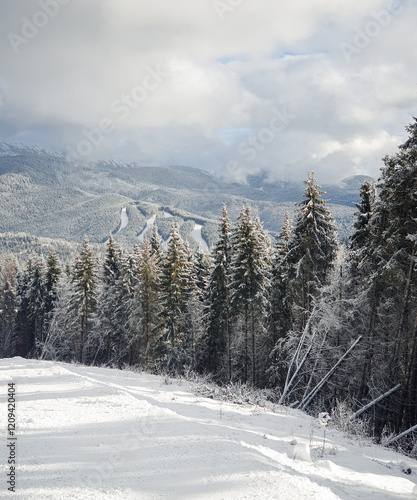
[1,0,416,183]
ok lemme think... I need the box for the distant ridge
[0,141,361,255]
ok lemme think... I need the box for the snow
[191,223,209,252]
[116,207,128,234]
[1,357,416,499]
[163,211,173,218]
[0,140,63,158]
[137,214,156,242]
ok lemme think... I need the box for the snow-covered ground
[116,207,128,234]
[138,214,156,242]
[1,357,416,499]
[191,223,209,252]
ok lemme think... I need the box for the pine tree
[350,180,377,253]
[286,172,338,330]
[339,119,417,441]
[270,211,293,346]
[368,119,417,434]
[26,258,46,353]
[44,250,62,321]
[269,212,294,385]
[205,206,233,380]
[231,206,271,385]
[189,250,212,373]
[95,235,126,366]
[41,273,76,361]
[135,238,161,369]
[15,260,34,357]
[159,224,194,374]
[70,237,98,364]
[345,180,379,401]
[0,256,19,358]
[150,221,164,260]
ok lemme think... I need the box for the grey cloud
[0,0,416,184]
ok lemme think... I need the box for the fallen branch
[298,336,362,411]
[350,384,401,420]
[385,423,417,447]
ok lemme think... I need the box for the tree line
[1,118,416,452]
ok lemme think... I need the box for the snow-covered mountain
[1,357,416,499]
[0,140,64,158]
[0,140,363,254]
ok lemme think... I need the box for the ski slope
[1,358,416,499]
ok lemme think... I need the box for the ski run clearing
[1,358,417,499]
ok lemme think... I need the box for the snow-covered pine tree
[231,206,271,386]
[123,244,141,365]
[44,250,62,322]
[70,237,98,364]
[150,221,164,260]
[269,212,294,386]
[286,172,338,331]
[41,272,77,361]
[344,180,379,402]
[369,119,417,435]
[135,237,161,369]
[339,120,417,442]
[26,258,46,354]
[204,206,233,381]
[270,211,293,347]
[0,256,19,358]
[15,260,34,357]
[159,224,194,374]
[94,235,126,366]
[188,249,211,373]
[350,180,377,254]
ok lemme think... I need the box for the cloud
[0,0,416,183]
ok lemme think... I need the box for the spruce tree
[286,172,338,330]
[150,221,164,260]
[270,211,293,346]
[95,235,125,366]
[44,250,62,321]
[368,119,417,434]
[70,237,98,364]
[350,180,377,253]
[0,256,19,358]
[27,258,46,353]
[159,224,193,374]
[15,260,34,357]
[205,206,232,380]
[231,206,271,385]
[269,212,294,385]
[135,238,161,369]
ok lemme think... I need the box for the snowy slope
[1,358,416,499]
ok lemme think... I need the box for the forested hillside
[1,119,417,456]
[0,140,359,254]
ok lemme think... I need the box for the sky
[0,0,416,184]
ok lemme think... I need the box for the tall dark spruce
[230,206,271,386]
[205,206,232,381]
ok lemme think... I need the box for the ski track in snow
[1,358,417,499]
[191,223,208,252]
[116,207,128,234]
[138,212,209,251]
[138,215,156,242]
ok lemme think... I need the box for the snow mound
[292,441,312,463]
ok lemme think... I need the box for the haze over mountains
[0,141,366,256]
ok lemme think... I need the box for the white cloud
[0,0,416,183]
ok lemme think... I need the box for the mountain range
[0,141,369,258]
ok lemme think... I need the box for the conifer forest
[1,119,417,452]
